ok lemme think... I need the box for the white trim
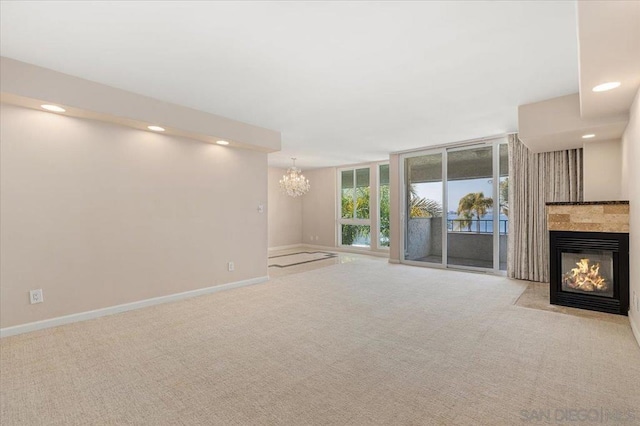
[442,149,448,268]
[630,310,640,349]
[377,162,390,252]
[0,276,268,338]
[268,243,304,252]
[391,133,513,156]
[371,163,380,251]
[337,166,374,248]
[492,142,500,271]
[399,153,405,261]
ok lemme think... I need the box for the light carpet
[1,258,639,425]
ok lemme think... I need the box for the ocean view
[446,212,509,234]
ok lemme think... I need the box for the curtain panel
[507,134,583,282]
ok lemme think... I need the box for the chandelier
[279,158,310,197]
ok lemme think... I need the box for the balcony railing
[447,219,508,234]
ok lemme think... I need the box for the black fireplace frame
[549,231,629,315]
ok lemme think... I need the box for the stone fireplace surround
[547,201,630,233]
[547,201,630,315]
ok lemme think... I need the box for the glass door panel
[379,164,390,248]
[404,153,444,264]
[447,146,494,269]
[498,143,509,271]
[340,168,371,247]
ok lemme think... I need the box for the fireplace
[549,231,629,315]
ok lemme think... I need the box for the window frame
[377,162,390,250]
[337,166,372,248]
[398,137,508,274]
[337,162,390,251]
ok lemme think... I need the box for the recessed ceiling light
[216,140,230,145]
[41,104,66,112]
[147,125,165,132]
[582,134,596,139]
[592,82,621,92]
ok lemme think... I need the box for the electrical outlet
[29,289,44,304]
[310,235,314,241]
[228,262,235,272]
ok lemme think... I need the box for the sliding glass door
[447,146,494,269]
[404,153,444,264]
[401,139,508,273]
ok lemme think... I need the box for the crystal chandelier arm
[279,157,310,197]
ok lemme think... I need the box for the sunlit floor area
[408,255,507,271]
[2,256,639,425]
[267,248,374,278]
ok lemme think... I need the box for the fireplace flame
[562,258,607,292]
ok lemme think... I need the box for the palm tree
[453,211,474,231]
[379,185,390,246]
[341,187,371,245]
[409,185,442,218]
[499,178,509,217]
[456,192,493,232]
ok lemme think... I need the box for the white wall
[1,57,281,153]
[0,104,268,328]
[302,168,337,247]
[583,139,623,201]
[621,88,640,342]
[622,115,631,198]
[268,167,302,248]
[518,93,628,154]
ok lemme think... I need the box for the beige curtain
[507,134,583,282]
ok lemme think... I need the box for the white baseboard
[630,310,640,349]
[268,244,304,252]
[0,276,268,338]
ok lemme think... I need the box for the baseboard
[0,276,268,338]
[388,258,401,264]
[630,310,640,349]
[268,244,304,252]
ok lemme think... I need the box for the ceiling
[577,0,640,119]
[517,1,639,154]
[0,1,579,169]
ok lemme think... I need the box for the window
[339,168,371,247]
[379,164,390,248]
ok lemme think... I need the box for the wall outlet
[310,235,314,241]
[29,289,44,304]
[228,261,235,272]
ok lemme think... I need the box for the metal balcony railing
[447,219,508,234]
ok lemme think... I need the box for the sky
[414,178,496,215]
